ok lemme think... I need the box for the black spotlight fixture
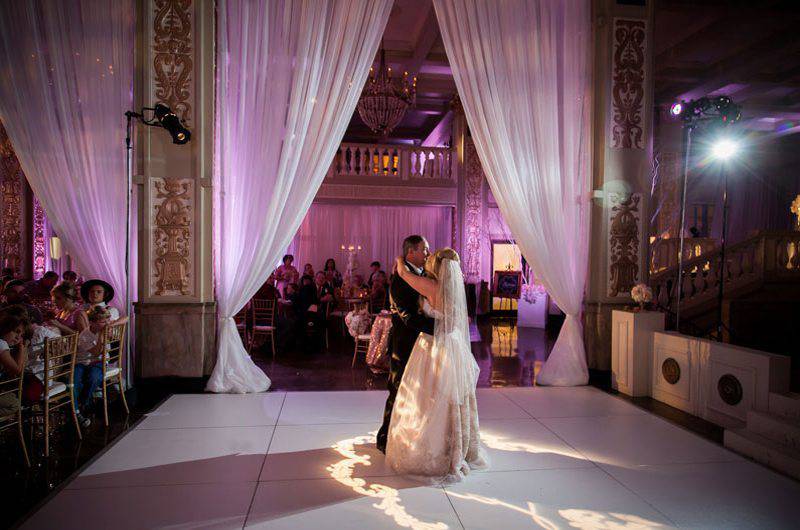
[668,96,741,126]
[152,103,191,144]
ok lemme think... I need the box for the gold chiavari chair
[40,333,81,457]
[350,302,372,367]
[252,298,276,358]
[234,303,252,352]
[0,360,30,466]
[99,321,130,427]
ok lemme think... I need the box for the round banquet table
[365,312,392,374]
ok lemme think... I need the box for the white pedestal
[517,292,548,328]
[611,309,665,397]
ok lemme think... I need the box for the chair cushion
[357,334,372,341]
[46,382,67,398]
[253,325,275,331]
[104,366,121,378]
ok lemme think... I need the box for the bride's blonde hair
[424,247,460,281]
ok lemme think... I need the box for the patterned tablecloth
[365,313,392,374]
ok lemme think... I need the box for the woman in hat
[81,279,120,321]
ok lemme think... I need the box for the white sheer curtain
[209,0,392,393]
[0,1,134,304]
[288,204,452,275]
[435,0,592,385]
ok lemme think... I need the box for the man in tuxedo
[376,235,434,453]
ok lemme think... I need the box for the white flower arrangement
[630,283,653,310]
[344,307,371,338]
[521,282,546,304]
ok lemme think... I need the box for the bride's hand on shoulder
[395,256,406,275]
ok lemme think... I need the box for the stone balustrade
[326,142,453,182]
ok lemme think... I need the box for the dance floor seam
[20,387,800,530]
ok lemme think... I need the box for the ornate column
[133,0,215,379]
[584,0,655,370]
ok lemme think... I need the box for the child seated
[72,306,113,427]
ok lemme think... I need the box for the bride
[385,248,488,484]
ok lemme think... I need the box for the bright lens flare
[670,102,683,116]
[711,139,738,160]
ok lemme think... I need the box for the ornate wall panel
[151,177,194,297]
[609,18,647,150]
[463,140,484,282]
[32,197,47,279]
[153,0,193,124]
[0,121,25,275]
[607,192,642,297]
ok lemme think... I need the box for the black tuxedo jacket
[389,263,434,346]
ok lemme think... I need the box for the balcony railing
[326,142,452,181]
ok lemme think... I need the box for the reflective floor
[258,316,559,391]
[19,387,800,529]
[2,316,735,528]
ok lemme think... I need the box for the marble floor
[19,386,800,530]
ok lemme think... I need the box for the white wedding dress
[385,259,489,484]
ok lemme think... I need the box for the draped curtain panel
[288,204,452,276]
[0,0,134,308]
[211,0,392,393]
[434,0,592,385]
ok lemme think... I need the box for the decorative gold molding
[153,0,193,125]
[32,197,47,278]
[463,140,484,282]
[0,121,24,275]
[608,192,641,297]
[316,183,457,204]
[152,177,192,296]
[610,19,647,150]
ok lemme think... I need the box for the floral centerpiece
[630,283,653,311]
[344,307,371,338]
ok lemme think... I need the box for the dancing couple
[376,234,488,484]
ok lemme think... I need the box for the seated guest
[370,271,389,311]
[314,271,336,314]
[81,279,119,321]
[303,263,314,277]
[296,275,316,319]
[275,255,300,297]
[1,280,43,324]
[72,306,126,426]
[63,270,81,285]
[352,273,369,291]
[24,271,59,301]
[367,261,382,287]
[254,274,281,300]
[47,282,88,335]
[276,282,301,351]
[0,314,27,417]
[323,258,343,288]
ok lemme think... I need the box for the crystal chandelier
[357,42,416,138]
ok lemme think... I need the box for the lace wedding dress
[385,259,489,484]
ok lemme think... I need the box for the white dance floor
[22,387,800,529]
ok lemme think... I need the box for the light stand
[123,105,191,387]
[716,162,729,340]
[668,97,740,333]
[674,123,694,331]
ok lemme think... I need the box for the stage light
[153,103,191,144]
[670,102,683,116]
[711,138,738,160]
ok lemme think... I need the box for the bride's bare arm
[396,257,438,302]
